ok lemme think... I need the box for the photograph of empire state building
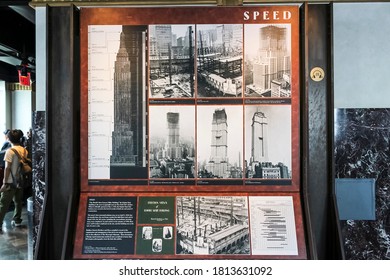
[110,25,148,179]
[197,106,243,179]
[244,24,291,98]
[244,105,291,179]
[149,105,195,179]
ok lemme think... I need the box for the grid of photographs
[87,23,293,186]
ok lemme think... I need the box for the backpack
[10,147,32,189]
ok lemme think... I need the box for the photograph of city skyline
[149,105,196,179]
[244,24,292,98]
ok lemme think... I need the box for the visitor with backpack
[0,129,27,232]
[0,129,11,169]
[0,129,11,186]
[1,129,11,152]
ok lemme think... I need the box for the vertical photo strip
[87,25,148,181]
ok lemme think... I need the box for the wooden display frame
[75,6,305,259]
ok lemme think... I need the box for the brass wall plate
[310,67,325,82]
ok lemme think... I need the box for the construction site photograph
[149,24,195,99]
[197,24,243,98]
[176,196,250,255]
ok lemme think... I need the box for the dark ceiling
[0,1,35,83]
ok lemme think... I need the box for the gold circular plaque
[310,67,325,82]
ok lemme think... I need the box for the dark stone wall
[335,108,390,259]
[32,111,45,255]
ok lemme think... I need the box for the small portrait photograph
[142,226,153,240]
[152,238,163,252]
[163,226,173,239]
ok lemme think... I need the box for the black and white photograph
[110,25,148,179]
[197,106,243,179]
[176,196,250,255]
[163,226,173,240]
[149,24,195,98]
[244,24,291,98]
[244,105,291,179]
[149,105,195,179]
[152,238,163,252]
[197,24,243,98]
[142,226,153,240]
[88,25,148,180]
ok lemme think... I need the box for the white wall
[35,7,47,112]
[0,81,6,133]
[11,90,32,134]
[0,81,12,133]
[333,3,390,108]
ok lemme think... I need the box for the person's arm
[2,149,13,187]
[2,160,11,184]
[1,161,11,191]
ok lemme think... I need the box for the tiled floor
[0,206,31,260]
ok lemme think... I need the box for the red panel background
[76,6,306,259]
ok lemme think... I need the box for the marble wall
[335,108,390,259]
[32,111,45,255]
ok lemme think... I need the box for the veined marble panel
[335,108,390,259]
[32,111,46,257]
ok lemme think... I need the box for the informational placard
[249,196,298,255]
[82,196,137,255]
[137,196,175,224]
[74,193,304,258]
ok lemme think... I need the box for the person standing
[0,129,11,169]
[1,129,11,151]
[0,129,26,232]
[0,129,11,200]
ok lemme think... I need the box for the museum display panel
[73,5,306,259]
